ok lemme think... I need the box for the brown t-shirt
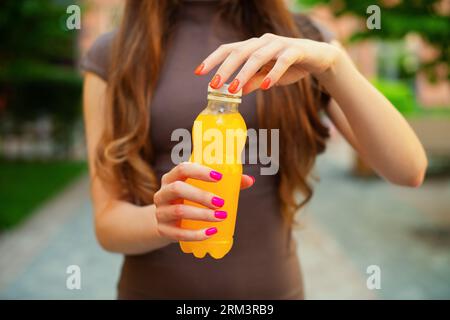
[81,1,332,299]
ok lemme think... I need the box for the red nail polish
[210,170,222,181]
[205,227,218,236]
[249,175,256,184]
[210,74,221,89]
[214,211,227,219]
[211,196,224,207]
[228,79,240,93]
[260,78,271,90]
[194,63,204,75]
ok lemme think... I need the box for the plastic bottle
[180,84,247,259]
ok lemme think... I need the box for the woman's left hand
[194,33,342,94]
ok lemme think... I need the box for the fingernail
[205,227,218,236]
[228,79,240,93]
[214,210,227,219]
[211,196,224,207]
[260,78,271,90]
[210,170,222,181]
[210,74,221,89]
[194,63,204,75]
[249,175,256,184]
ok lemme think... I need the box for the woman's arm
[318,48,427,187]
[83,73,254,255]
[83,73,170,255]
[195,35,427,187]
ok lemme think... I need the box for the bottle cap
[208,83,242,103]
[208,83,242,97]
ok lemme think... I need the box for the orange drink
[180,84,247,259]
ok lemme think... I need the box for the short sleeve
[80,31,115,81]
[310,20,335,43]
[292,14,335,43]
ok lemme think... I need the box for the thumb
[240,174,255,190]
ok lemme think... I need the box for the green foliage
[0,61,82,123]
[0,159,86,229]
[371,78,416,115]
[0,0,82,157]
[372,78,450,117]
[298,0,450,80]
[0,0,76,63]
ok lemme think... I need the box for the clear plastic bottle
[180,84,247,259]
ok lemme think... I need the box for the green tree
[298,0,449,80]
[0,0,77,64]
[0,0,82,157]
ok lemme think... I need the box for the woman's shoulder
[80,31,116,81]
[292,13,335,43]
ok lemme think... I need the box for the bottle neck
[206,98,240,114]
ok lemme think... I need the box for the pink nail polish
[205,227,218,236]
[214,210,227,219]
[211,196,224,207]
[249,175,256,184]
[210,170,222,181]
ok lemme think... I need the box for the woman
[82,0,427,299]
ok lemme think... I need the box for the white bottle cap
[207,83,242,103]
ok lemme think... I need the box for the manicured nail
[205,227,218,236]
[210,74,221,89]
[194,63,204,75]
[249,175,256,184]
[260,78,271,90]
[214,210,227,219]
[211,196,224,207]
[210,170,222,181]
[228,79,240,93]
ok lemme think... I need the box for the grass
[0,159,87,230]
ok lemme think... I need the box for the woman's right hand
[153,162,254,242]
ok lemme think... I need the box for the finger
[154,181,224,209]
[156,204,227,223]
[195,41,242,75]
[212,38,268,89]
[240,174,255,189]
[230,41,285,93]
[260,48,300,90]
[158,224,218,242]
[161,162,222,185]
[242,72,266,95]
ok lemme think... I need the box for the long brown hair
[96,0,330,227]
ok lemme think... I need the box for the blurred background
[0,0,449,299]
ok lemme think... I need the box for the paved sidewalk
[0,176,122,299]
[0,174,370,299]
[0,137,449,299]
[306,137,450,299]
